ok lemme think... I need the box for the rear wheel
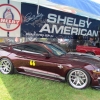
[67,68,91,89]
[0,58,14,74]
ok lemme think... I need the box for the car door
[12,43,63,79]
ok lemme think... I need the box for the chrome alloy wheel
[68,69,89,89]
[0,59,12,74]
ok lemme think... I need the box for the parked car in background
[0,42,100,89]
[76,42,100,57]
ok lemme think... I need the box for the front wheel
[86,52,95,55]
[0,58,14,74]
[67,68,91,89]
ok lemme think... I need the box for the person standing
[87,37,95,46]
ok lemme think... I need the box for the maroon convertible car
[0,41,100,89]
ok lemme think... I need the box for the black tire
[86,52,95,55]
[0,58,14,74]
[67,68,91,89]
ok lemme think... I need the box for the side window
[13,45,25,51]
[23,44,48,54]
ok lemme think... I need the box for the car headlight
[93,68,100,73]
[95,69,100,72]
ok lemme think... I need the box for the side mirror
[43,52,51,58]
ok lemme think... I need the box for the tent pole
[37,0,39,14]
[7,0,10,37]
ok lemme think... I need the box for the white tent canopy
[11,0,100,20]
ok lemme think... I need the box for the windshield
[45,44,67,56]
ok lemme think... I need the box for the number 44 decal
[30,60,36,66]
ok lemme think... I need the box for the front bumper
[91,77,100,90]
[92,86,100,90]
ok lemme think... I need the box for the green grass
[0,73,100,100]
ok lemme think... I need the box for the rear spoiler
[0,43,10,48]
[0,42,22,49]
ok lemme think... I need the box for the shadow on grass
[0,73,100,100]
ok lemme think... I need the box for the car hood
[66,52,100,68]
